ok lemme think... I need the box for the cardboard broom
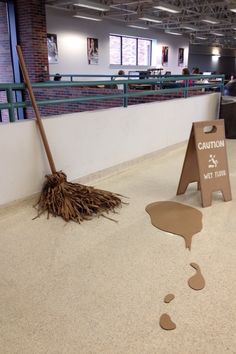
[16,45,123,222]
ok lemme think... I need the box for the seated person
[182,67,190,75]
[173,68,191,87]
[182,67,193,85]
[54,73,62,81]
[114,70,127,90]
[192,67,200,74]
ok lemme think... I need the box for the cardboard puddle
[164,294,175,303]
[188,263,205,291]
[145,201,205,331]
[145,201,202,250]
[159,313,176,331]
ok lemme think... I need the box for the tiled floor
[0,140,235,354]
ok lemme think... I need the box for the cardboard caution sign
[177,120,232,207]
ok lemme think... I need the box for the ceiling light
[229,4,236,13]
[210,32,224,36]
[165,30,182,36]
[139,16,162,23]
[73,13,102,21]
[212,47,220,55]
[201,17,219,24]
[127,24,149,30]
[182,25,198,31]
[196,36,207,40]
[74,0,109,11]
[154,1,181,13]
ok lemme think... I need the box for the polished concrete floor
[0,140,236,354]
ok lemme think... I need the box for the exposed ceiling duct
[45,0,236,48]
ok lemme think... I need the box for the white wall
[46,7,189,77]
[0,93,220,206]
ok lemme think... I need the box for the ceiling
[45,0,236,48]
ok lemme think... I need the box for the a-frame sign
[177,120,232,207]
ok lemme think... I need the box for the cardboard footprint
[145,201,203,250]
[159,313,176,330]
[164,294,175,303]
[188,263,205,290]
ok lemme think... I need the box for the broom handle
[16,45,57,174]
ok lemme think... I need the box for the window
[109,35,152,66]
[109,35,121,65]
[138,39,151,66]
[122,37,136,65]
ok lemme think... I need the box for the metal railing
[0,74,224,123]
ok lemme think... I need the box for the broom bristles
[35,171,123,223]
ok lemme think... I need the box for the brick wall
[0,2,14,122]
[24,86,205,119]
[25,87,123,118]
[0,2,13,83]
[14,0,49,83]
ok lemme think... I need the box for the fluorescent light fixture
[196,36,207,40]
[212,55,220,62]
[212,47,220,55]
[73,13,102,21]
[74,0,109,11]
[229,4,236,13]
[127,24,149,29]
[210,32,224,36]
[201,17,219,24]
[182,25,198,31]
[154,1,181,13]
[165,30,182,36]
[139,15,162,23]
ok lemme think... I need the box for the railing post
[123,83,128,108]
[6,88,15,122]
[220,76,224,94]
[161,78,164,90]
[184,79,189,98]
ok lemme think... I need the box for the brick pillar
[14,0,49,82]
[0,2,14,83]
[0,2,14,122]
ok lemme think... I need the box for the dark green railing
[0,74,225,123]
